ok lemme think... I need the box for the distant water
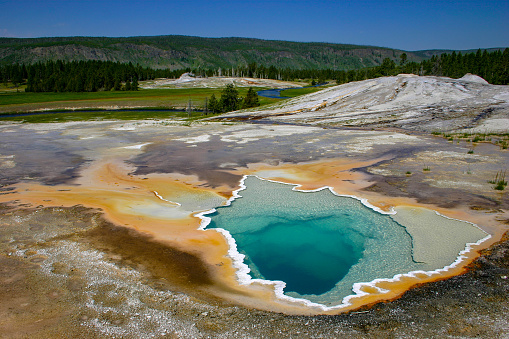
[206,176,437,304]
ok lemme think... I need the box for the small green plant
[405,171,412,175]
[423,166,431,172]
[488,170,507,190]
[495,181,507,190]
[467,149,474,154]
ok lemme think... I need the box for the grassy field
[0,86,280,123]
[0,87,279,115]
[0,82,26,93]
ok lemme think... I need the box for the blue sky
[0,0,507,51]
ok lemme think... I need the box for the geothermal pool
[203,176,489,307]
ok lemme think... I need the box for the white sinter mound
[458,73,490,85]
[222,74,509,133]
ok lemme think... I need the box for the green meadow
[0,87,279,122]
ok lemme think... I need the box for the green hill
[412,48,505,59]
[0,35,422,71]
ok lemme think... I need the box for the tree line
[206,84,259,114]
[0,60,189,92]
[0,48,507,93]
[334,48,509,85]
[179,49,508,85]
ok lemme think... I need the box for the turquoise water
[206,176,427,304]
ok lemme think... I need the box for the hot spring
[203,176,489,307]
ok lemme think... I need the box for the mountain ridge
[0,35,418,70]
[0,35,505,71]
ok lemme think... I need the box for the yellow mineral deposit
[0,155,504,315]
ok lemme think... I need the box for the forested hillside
[1,34,507,94]
[1,48,506,94]
[335,49,509,85]
[0,35,418,71]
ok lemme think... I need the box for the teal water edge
[204,176,435,306]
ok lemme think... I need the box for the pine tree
[242,87,260,108]
[114,76,122,91]
[399,53,407,66]
[12,69,23,92]
[208,94,221,113]
[131,76,139,91]
[220,84,240,112]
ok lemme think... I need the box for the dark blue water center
[206,176,416,297]
[223,215,363,294]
